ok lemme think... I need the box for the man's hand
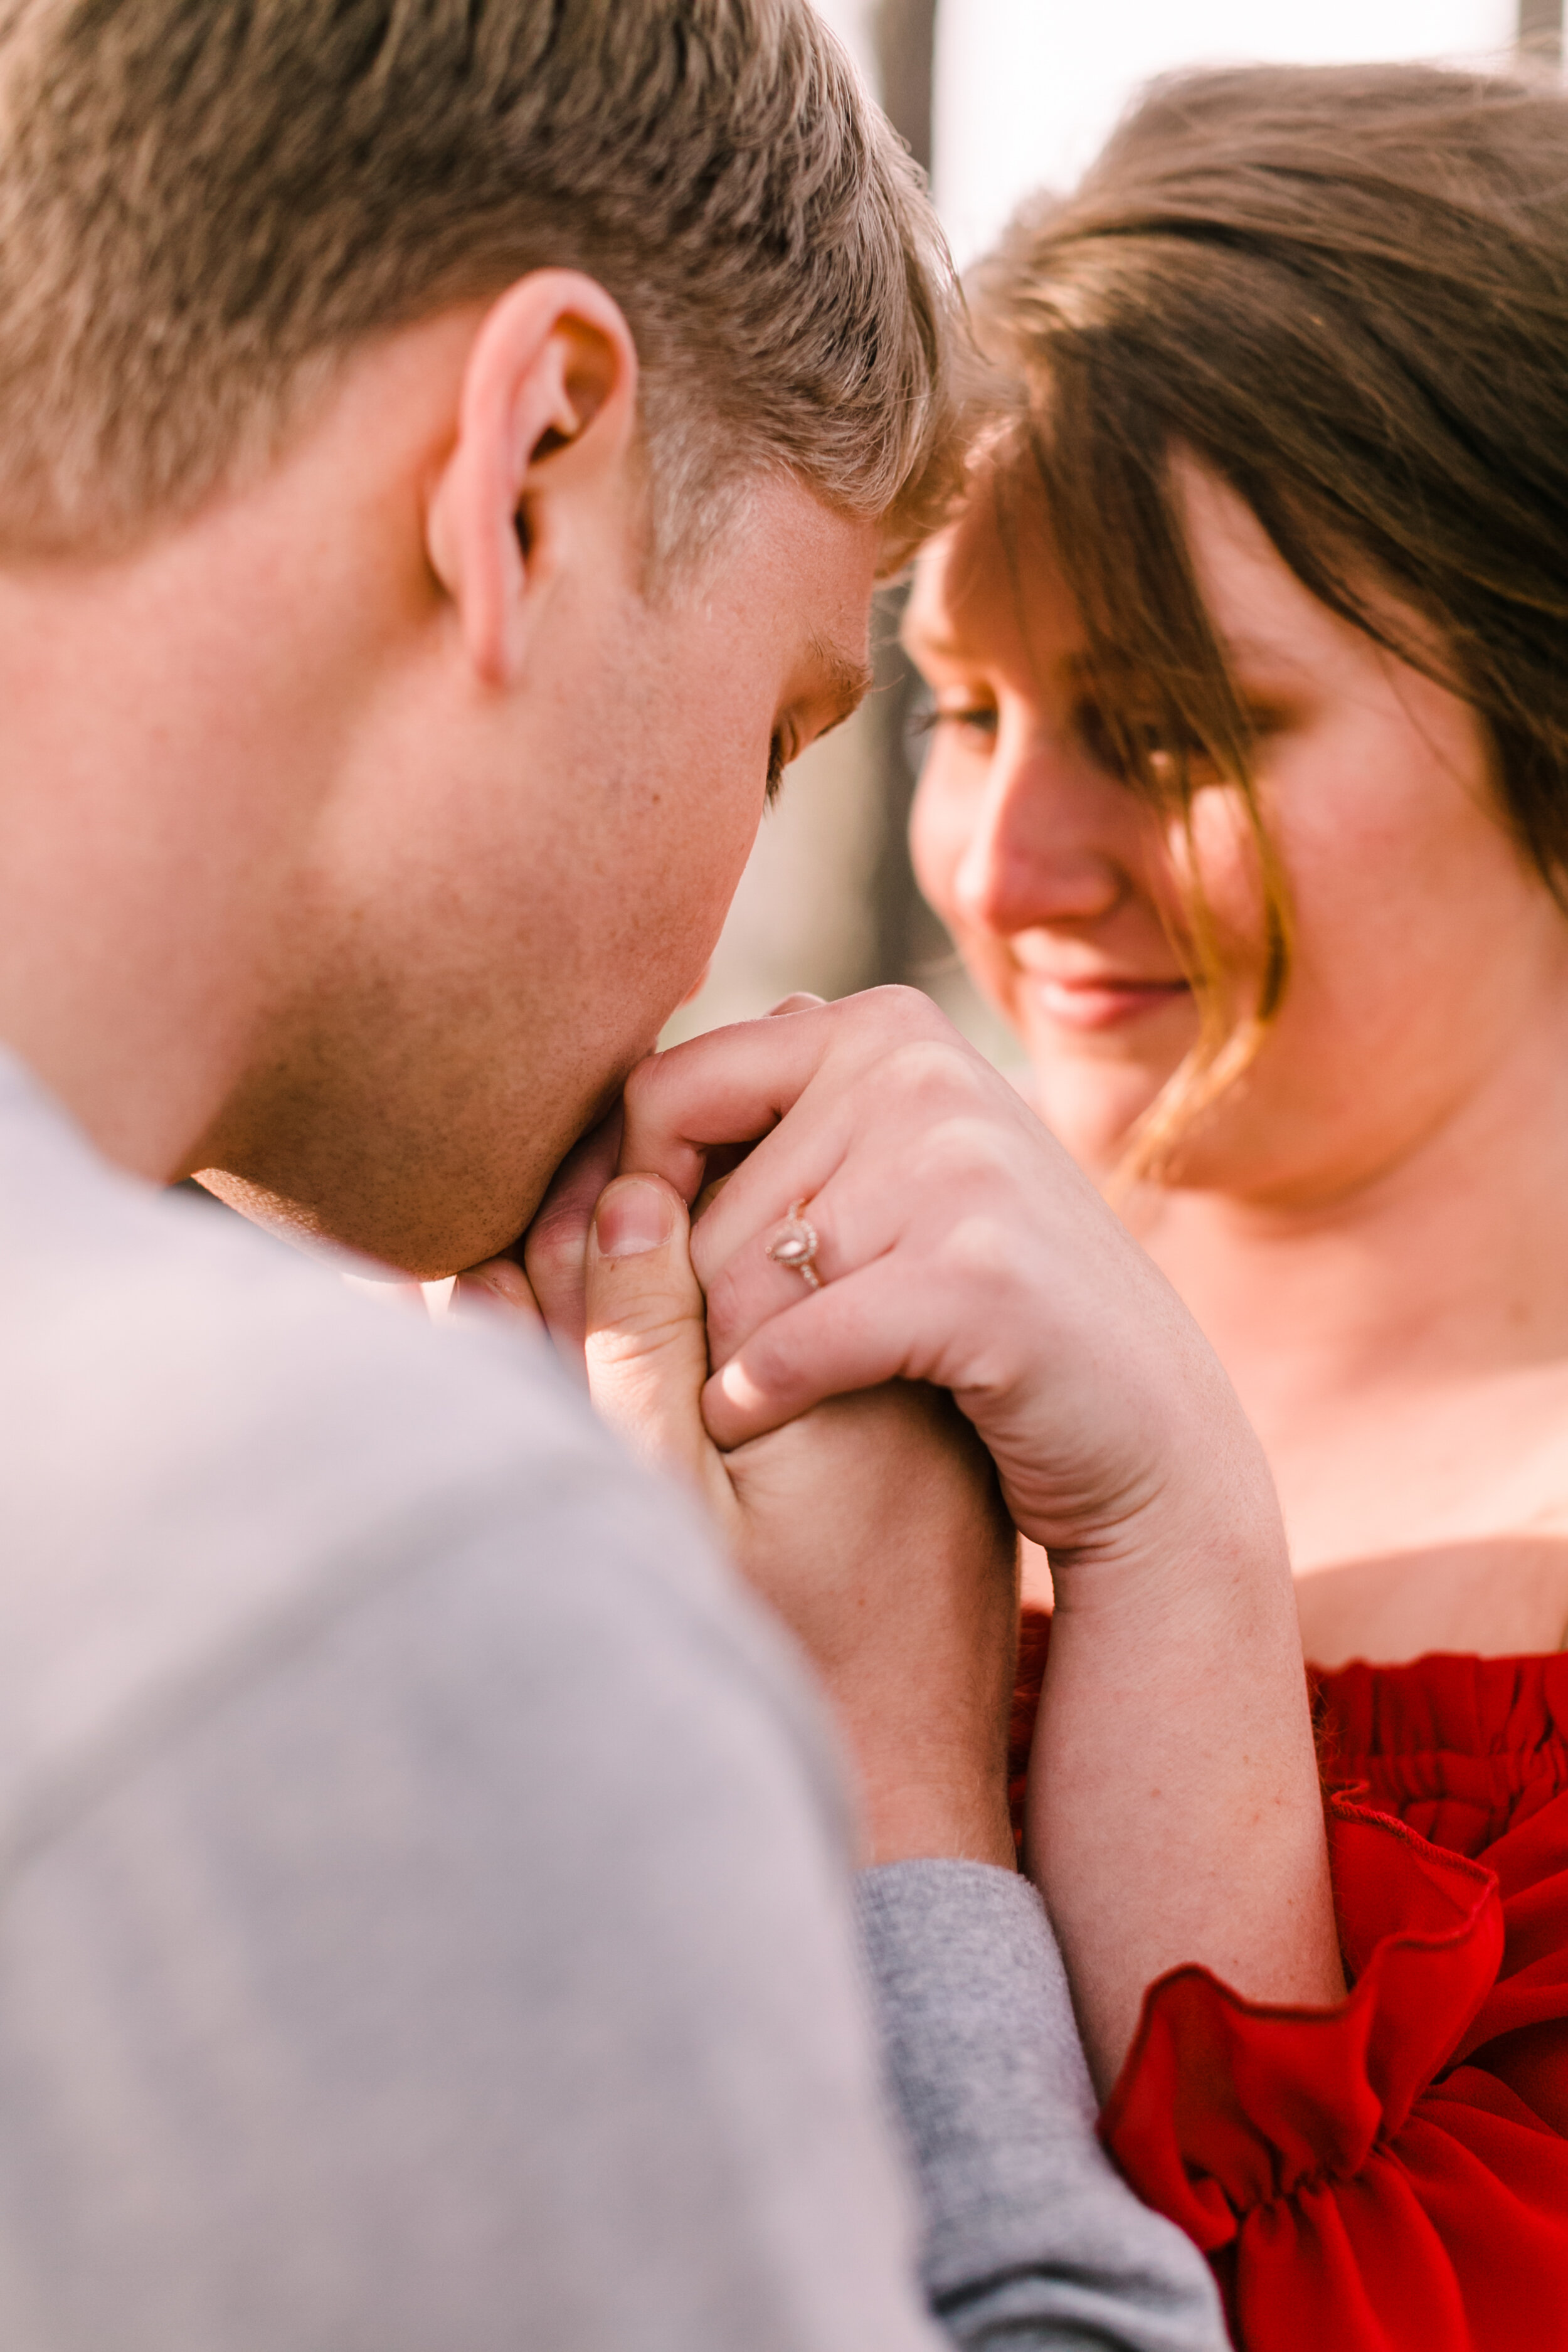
[462,1160,1020,1872]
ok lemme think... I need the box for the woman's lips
[1029,974,1192,1032]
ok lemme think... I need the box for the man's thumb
[584,1176,727,1515]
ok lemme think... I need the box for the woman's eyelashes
[911,696,999,746]
[911,686,1283,791]
[1079,692,1297,789]
[1073,699,1217,787]
[765,733,787,805]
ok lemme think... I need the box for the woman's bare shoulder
[1295,1533,1568,1668]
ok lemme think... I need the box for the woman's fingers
[618,987,938,1201]
[700,1263,918,1450]
[623,985,1232,1562]
[700,1185,857,1369]
[618,1017,822,1201]
[583,1175,738,1538]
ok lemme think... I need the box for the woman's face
[906,459,1568,1204]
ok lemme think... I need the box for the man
[0,3,1232,2346]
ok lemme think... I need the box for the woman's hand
[615,988,1259,1578]
[459,1143,1020,1872]
[602,988,1344,2087]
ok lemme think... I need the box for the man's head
[0,0,960,1272]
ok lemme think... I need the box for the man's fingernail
[595,1179,673,1258]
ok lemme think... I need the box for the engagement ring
[765,1200,822,1291]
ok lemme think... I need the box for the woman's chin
[1027,1054,1173,1174]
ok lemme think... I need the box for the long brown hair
[972,61,1568,1173]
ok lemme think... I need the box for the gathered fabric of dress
[1010,1609,1568,2351]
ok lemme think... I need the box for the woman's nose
[951,736,1126,938]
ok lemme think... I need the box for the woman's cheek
[1167,789,1275,973]
[908,765,969,935]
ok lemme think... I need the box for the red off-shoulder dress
[1009,1608,1568,2350]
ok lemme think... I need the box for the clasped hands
[457,988,1290,1905]
[459,988,1342,2085]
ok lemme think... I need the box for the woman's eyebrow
[899,618,968,665]
[1058,635,1294,689]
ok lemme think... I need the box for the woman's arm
[1026,1468,1338,2094]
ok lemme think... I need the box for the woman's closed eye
[1073,698,1220,789]
[911,696,999,747]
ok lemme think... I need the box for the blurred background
[662,0,1537,1069]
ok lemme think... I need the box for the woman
[903,59,1568,2352]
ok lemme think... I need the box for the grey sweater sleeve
[857,1863,1230,2352]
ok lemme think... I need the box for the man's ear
[426,271,639,689]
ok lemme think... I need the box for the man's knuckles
[585,1295,706,1364]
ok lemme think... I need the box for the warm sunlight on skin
[0,291,880,1282]
[906,484,1201,1173]
[906,459,1564,1207]
[906,457,1568,1664]
[174,309,879,1276]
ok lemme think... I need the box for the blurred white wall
[807,0,877,84]
[934,0,1518,265]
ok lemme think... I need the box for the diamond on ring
[765,1200,822,1291]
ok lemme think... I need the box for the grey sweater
[0,1051,1225,2351]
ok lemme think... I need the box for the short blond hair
[0,0,961,566]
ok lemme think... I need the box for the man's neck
[0,605,268,1180]
[0,416,390,1183]
[0,553,297,1182]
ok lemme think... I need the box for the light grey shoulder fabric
[0,1048,1227,2350]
